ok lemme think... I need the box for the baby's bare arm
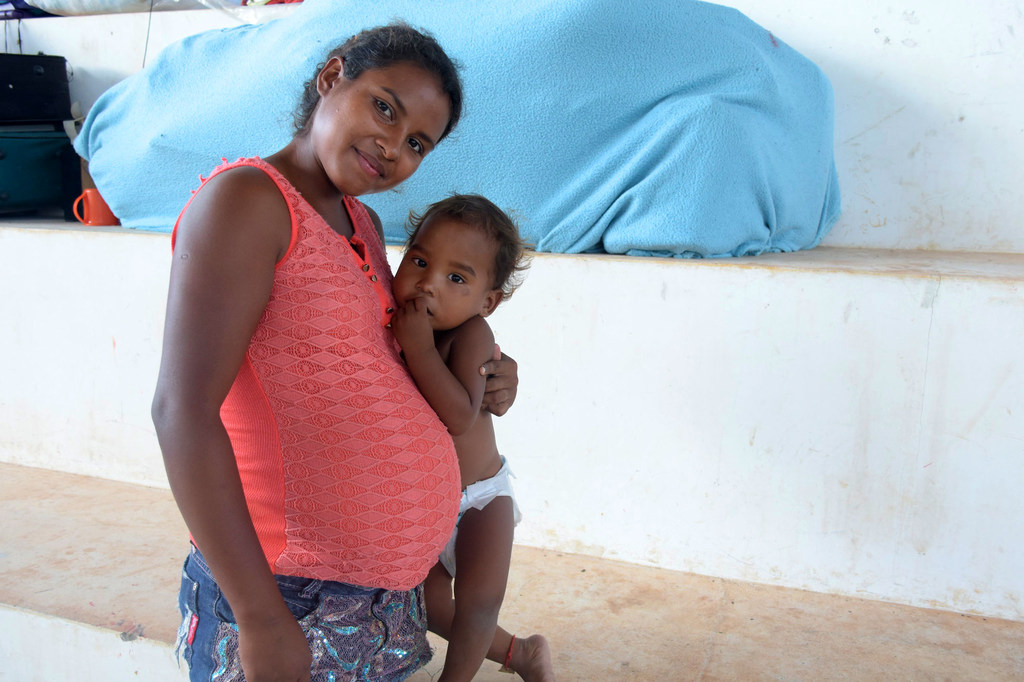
[394,310,495,436]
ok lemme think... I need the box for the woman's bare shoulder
[178,165,292,257]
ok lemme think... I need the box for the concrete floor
[2,462,1023,681]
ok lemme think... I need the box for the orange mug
[73,188,120,226]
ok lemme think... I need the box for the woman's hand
[480,345,518,416]
[238,609,312,682]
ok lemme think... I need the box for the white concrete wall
[1,6,293,117]
[4,0,1023,253]
[487,251,1024,620]
[0,225,170,485]
[729,0,1024,254]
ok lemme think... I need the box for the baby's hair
[406,194,530,302]
[293,22,463,141]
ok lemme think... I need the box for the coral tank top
[172,157,460,590]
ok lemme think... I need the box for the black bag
[0,53,80,218]
[0,53,73,123]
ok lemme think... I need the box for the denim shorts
[175,545,431,681]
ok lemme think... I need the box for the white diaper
[438,457,522,577]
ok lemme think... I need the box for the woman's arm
[151,167,311,681]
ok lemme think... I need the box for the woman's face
[310,58,451,197]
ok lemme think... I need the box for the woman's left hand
[480,344,518,416]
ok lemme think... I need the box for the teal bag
[0,129,80,218]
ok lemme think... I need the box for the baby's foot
[509,634,556,682]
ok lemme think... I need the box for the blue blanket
[75,0,840,257]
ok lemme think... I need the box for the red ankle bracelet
[499,634,516,673]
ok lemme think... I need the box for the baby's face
[393,217,501,331]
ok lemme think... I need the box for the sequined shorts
[175,546,431,681]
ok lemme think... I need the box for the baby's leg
[425,559,521,664]
[424,561,456,638]
[424,501,556,681]
[438,496,515,682]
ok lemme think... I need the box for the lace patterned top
[172,157,460,590]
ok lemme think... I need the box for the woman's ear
[480,290,503,318]
[317,56,345,96]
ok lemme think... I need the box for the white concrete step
[1,221,1023,622]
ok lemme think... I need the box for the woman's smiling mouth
[356,149,384,178]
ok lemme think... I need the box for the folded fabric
[26,0,207,14]
[75,0,840,257]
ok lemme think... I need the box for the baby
[391,194,554,681]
